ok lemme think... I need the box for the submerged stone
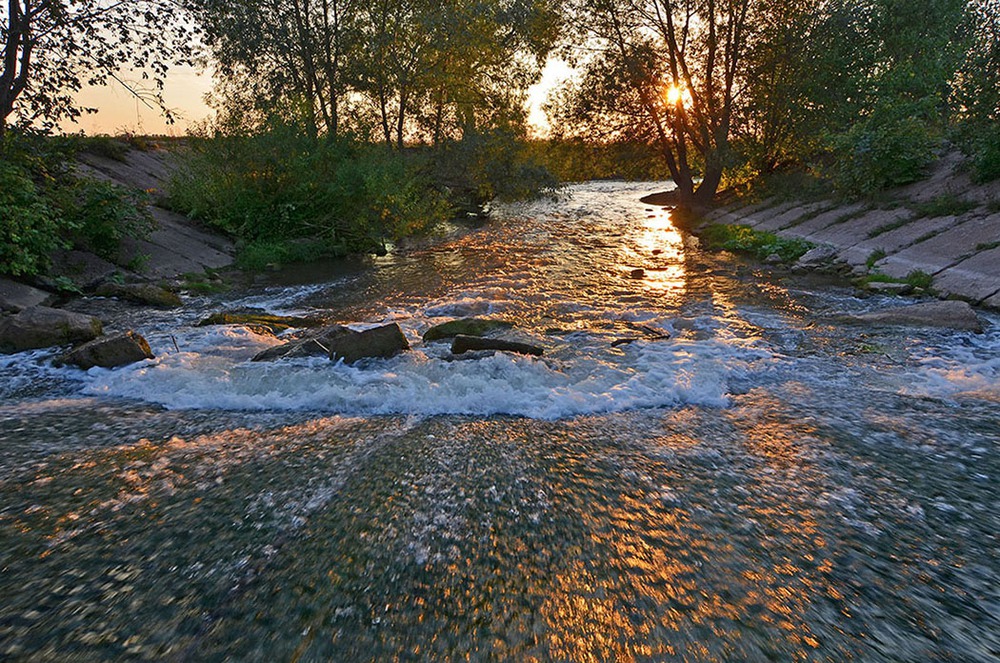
[853,300,984,333]
[451,335,543,357]
[422,318,513,342]
[95,282,183,308]
[199,308,325,335]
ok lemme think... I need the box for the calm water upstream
[1,181,998,661]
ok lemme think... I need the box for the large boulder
[58,331,154,369]
[330,324,410,364]
[252,325,356,361]
[0,306,103,353]
[451,335,543,357]
[253,323,409,364]
[853,300,984,333]
[422,318,512,342]
[95,282,183,308]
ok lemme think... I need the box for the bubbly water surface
[1,182,997,661]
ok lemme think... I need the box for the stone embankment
[703,151,1000,310]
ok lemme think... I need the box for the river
[1,181,998,661]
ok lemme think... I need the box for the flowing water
[1,181,998,661]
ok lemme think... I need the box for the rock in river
[422,318,513,342]
[95,282,183,308]
[200,308,325,335]
[853,300,984,333]
[59,331,155,369]
[254,323,409,364]
[253,326,354,361]
[451,335,543,357]
[0,306,103,353]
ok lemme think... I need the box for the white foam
[79,325,765,419]
[897,322,1000,401]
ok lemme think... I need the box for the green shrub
[0,161,61,276]
[58,180,155,260]
[167,126,454,261]
[826,102,939,194]
[970,127,1000,183]
[911,194,976,218]
[1,130,158,276]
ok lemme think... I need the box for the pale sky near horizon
[64,59,574,137]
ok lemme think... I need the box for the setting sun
[665,84,685,105]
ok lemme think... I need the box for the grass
[867,215,914,238]
[829,207,869,226]
[235,238,349,272]
[910,194,976,219]
[701,224,813,263]
[975,240,1000,251]
[866,248,887,269]
[863,269,934,290]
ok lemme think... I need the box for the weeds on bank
[701,224,813,263]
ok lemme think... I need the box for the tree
[554,0,760,207]
[190,0,561,144]
[0,0,193,136]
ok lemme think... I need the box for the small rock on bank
[0,306,103,353]
[0,278,56,312]
[853,300,984,333]
[58,331,154,369]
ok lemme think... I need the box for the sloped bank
[1,142,235,359]
[679,153,1000,310]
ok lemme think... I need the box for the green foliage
[0,160,61,276]
[525,139,665,183]
[968,126,1000,183]
[59,180,155,260]
[70,135,131,162]
[235,239,344,272]
[167,127,455,262]
[826,105,939,194]
[865,269,934,290]
[701,224,813,263]
[866,248,887,269]
[0,130,157,277]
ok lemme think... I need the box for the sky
[65,59,574,137]
[66,65,214,136]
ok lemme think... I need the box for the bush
[167,126,454,259]
[58,180,154,260]
[827,108,939,194]
[0,161,61,276]
[0,130,156,277]
[970,126,1000,183]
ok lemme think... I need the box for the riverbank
[1,141,235,314]
[688,152,1000,310]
